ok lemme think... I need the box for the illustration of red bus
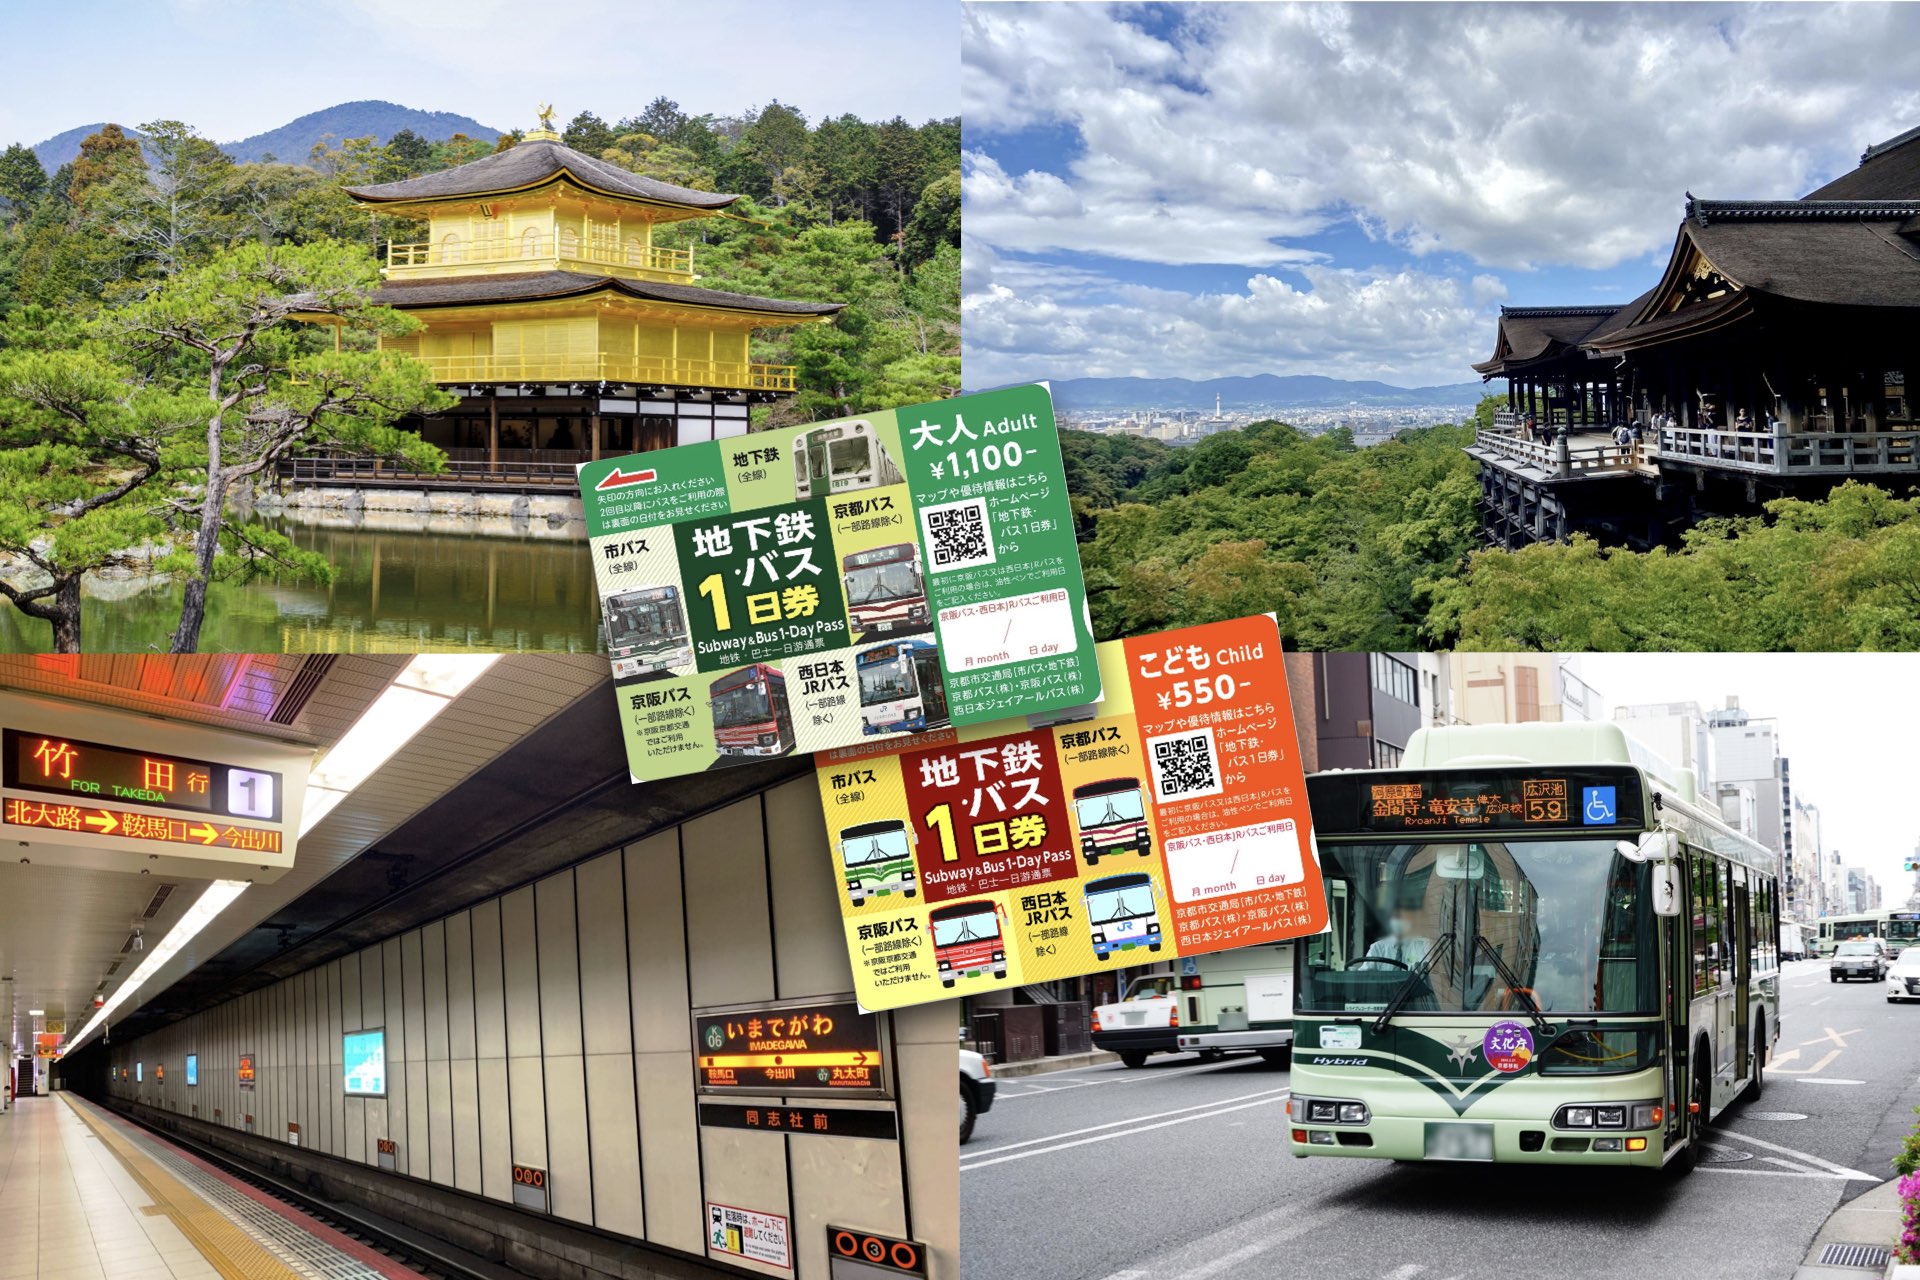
[842,542,929,636]
[1072,777,1152,865]
[931,899,1008,988]
[709,664,795,758]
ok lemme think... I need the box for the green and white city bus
[1291,722,1780,1174]
[1815,910,1920,958]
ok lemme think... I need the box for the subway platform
[0,1094,427,1280]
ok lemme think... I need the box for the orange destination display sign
[694,999,885,1098]
[814,613,1326,1011]
[1,799,283,854]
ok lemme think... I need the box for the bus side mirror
[1616,830,1678,864]
[1651,862,1682,917]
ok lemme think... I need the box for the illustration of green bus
[838,819,918,905]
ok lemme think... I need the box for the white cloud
[963,2,1920,273]
[963,250,1494,388]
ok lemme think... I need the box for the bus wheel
[1119,1051,1149,1069]
[1668,1060,1710,1179]
[904,887,917,898]
[1745,1021,1765,1102]
[1198,1049,1226,1062]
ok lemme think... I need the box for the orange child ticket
[813,613,1327,1011]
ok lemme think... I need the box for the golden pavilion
[318,113,843,481]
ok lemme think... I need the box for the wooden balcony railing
[385,236,693,277]
[277,453,582,489]
[1471,426,1647,478]
[1658,426,1920,474]
[417,353,797,393]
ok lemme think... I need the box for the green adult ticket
[576,384,1101,783]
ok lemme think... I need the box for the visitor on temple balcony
[1733,408,1754,432]
[1612,422,1635,461]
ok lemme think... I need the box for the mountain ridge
[29,100,504,173]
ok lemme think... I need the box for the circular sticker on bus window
[1483,1021,1534,1073]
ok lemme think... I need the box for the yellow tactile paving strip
[62,1096,306,1280]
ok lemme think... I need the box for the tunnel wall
[102,775,957,1280]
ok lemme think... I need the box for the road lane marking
[1780,1077,1865,1086]
[962,1087,1290,1161]
[1712,1126,1878,1179]
[1801,1027,1859,1048]
[1809,996,1831,1005]
[1381,1267,1426,1279]
[998,1055,1262,1095]
[961,1094,1291,1170]
[1771,1048,1841,1075]
[1165,1202,1349,1280]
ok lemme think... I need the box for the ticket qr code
[1147,727,1223,801]
[920,497,996,572]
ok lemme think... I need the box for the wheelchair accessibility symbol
[1582,786,1616,825]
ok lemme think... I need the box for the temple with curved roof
[1468,127,1920,549]
[298,114,844,487]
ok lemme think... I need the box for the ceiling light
[62,879,249,1057]
[300,655,499,837]
[27,1009,43,1016]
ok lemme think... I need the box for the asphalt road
[960,959,1920,1280]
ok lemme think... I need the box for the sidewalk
[1791,1175,1911,1280]
[988,1050,1119,1079]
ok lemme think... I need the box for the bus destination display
[1309,768,1645,834]
[4,729,281,821]
[694,1000,885,1097]
[815,614,1329,1012]
[576,384,1101,783]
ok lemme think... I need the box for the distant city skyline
[963,2,1920,388]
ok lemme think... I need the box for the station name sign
[0,691,309,881]
[5,729,281,820]
[694,999,885,1097]
[1307,766,1647,835]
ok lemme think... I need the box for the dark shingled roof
[346,137,739,209]
[1803,125,1920,201]
[1471,306,1620,376]
[366,270,844,316]
[1583,291,1752,354]
[1680,199,1920,308]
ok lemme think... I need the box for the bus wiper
[1371,931,1454,1035]
[1472,934,1550,1039]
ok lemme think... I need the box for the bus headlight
[1337,1103,1369,1124]
[1555,1100,1662,1130]
[1092,931,1106,944]
[1292,1095,1370,1126]
[992,950,1004,962]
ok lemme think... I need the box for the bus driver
[1362,906,1433,968]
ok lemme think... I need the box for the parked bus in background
[602,585,691,678]
[1292,722,1778,1174]
[793,419,905,499]
[1072,778,1152,865]
[932,899,1007,988]
[1091,944,1296,1069]
[1815,909,1920,957]
[857,640,950,736]
[843,543,929,637]
[1084,873,1162,961]
[838,819,918,906]
[709,664,794,759]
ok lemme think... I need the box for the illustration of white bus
[794,419,905,499]
[838,819,918,906]
[1073,777,1153,865]
[857,640,951,736]
[1084,873,1163,961]
[843,542,929,637]
[603,585,691,678]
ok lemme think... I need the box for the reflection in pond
[0,514,604,654]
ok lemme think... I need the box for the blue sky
[962,2,1920,390]
[1,0,958,149]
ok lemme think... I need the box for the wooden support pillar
[591,413,602,462]
[488,396,500,475]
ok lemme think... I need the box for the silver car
[1830,938,1888,983]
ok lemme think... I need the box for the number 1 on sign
[698,573,731,631]
[925,802,959,863]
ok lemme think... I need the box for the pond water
[0,514,607,655]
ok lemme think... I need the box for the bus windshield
[1300,838,1654,1016]
[932,909,1000,947]
[860,659,915,705]
[843,826,910,867]
[711,682,772,730]
[847,561,922,604]
[608,598,679,645]
[1087,881,1155,923]
[1076,789,1145,830]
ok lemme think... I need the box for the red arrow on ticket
[594,465,658,491]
